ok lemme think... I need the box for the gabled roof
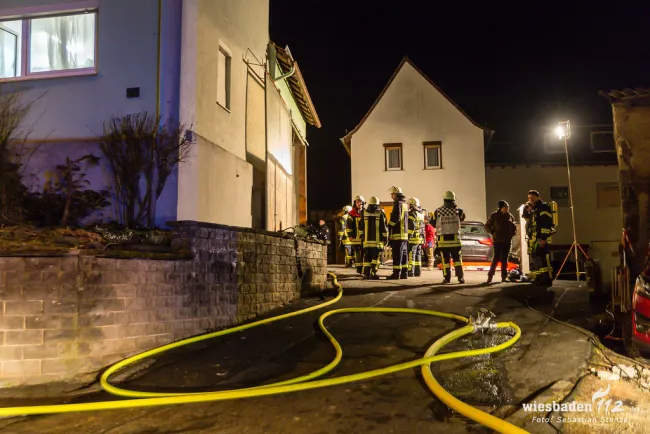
[340,56,491,154]
[273,43,321,128]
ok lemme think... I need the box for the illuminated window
[423,141,442,169]
[384,143,402,171]
[0,10,97,80]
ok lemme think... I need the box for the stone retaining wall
[0,221,327,386]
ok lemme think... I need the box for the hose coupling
[466,307,498,334]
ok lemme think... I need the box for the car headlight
[635,276,650,299]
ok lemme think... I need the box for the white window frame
[590,130,615,153]
[384,143,402,171]
[423,141,442,169]
[0,0,99,83]
[216,42,232,111]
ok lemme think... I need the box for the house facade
[0,0,319,229]
[340,57,491,222]
[485,124,621,285]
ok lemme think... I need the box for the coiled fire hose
[0,273,527,434]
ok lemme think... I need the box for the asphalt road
[0,266,594,434]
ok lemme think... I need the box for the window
[0,10,97,80]
[217,47,231,110]
[597,182,620,208]
[384,143,402,171]
[591,131,615,153]
[550,186,569,207]
[423,141,442,169]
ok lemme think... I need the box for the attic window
[384,143,402,171]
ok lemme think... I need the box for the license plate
[463,240,478,246]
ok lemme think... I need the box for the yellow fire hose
[0,272,528,434]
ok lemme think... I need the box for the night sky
[269,0,650,213]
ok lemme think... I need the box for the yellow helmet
[409,197,420,207]
[388,186,403,195]
[368,196,380,205]
[343,205,352,213]
[354,195,365,203]
[443,191,456,201]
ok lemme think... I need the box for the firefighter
[432,191,466,284]
[338,205,354,267]
[349,195,366,274]
[407,197,425,277]
[524,189,554,284]
[359,196,388,280]
[387,186,409,279]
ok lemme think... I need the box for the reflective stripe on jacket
[360,208,388,249]
[408,209,425,245]
[388,198,409,241]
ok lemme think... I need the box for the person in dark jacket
[485,200,517,283]
[317,219,332,263]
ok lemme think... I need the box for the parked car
[433,221,494,266]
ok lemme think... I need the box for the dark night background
[269,0,650,213]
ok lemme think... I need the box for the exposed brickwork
[0,221,327,386]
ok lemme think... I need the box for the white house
[0,0,319,230]
[340,57,492,222]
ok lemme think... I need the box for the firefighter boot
[363,269,371,280]
[356,266,363,274]
[400,270,408,279]
[456,265,465,284]
[387,272,400,280]
[408,270,414,277]
[414,265,421,277]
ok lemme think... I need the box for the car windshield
[460,224,487,235]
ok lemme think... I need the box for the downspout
[155,0,162,121]
[273,65,295,82]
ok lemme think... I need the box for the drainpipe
[273,65,295,82]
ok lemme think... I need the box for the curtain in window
[0,28,17,78]
[30,13,95,72]
[388,149,400,168]
[426,147,439,167]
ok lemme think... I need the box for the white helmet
[343,205,352,213]
[388,186,403,195]
[368,196,380,205]
[409,197,420,207]
[443,191,456,201]
[354,195,365,203]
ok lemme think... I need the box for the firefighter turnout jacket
[338,212,352,245]
[530,200,554,244]
[347,208,363,245]
[388,195,409,241]
[432,204,466,248]
[360,205,388,249]
[408,207,425,245]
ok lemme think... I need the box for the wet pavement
[0,265,597,433]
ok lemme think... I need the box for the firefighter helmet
[343,205,352,213]
[443,191,456,201]
[354,195,365,203]
[388,186,403,194]
[368,196,380,205]
[409,197,420,207]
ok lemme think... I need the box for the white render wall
[178,0,269,227]
[349,62,487,222]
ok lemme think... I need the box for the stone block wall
[0,221,327,386]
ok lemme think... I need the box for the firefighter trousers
[530,242,552,284]
[343,244,355,266]
[390,240,409,277]
[353,245,363,273]
[437,246,464,281]
[408,244,422,276]
[362,247,381,278]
